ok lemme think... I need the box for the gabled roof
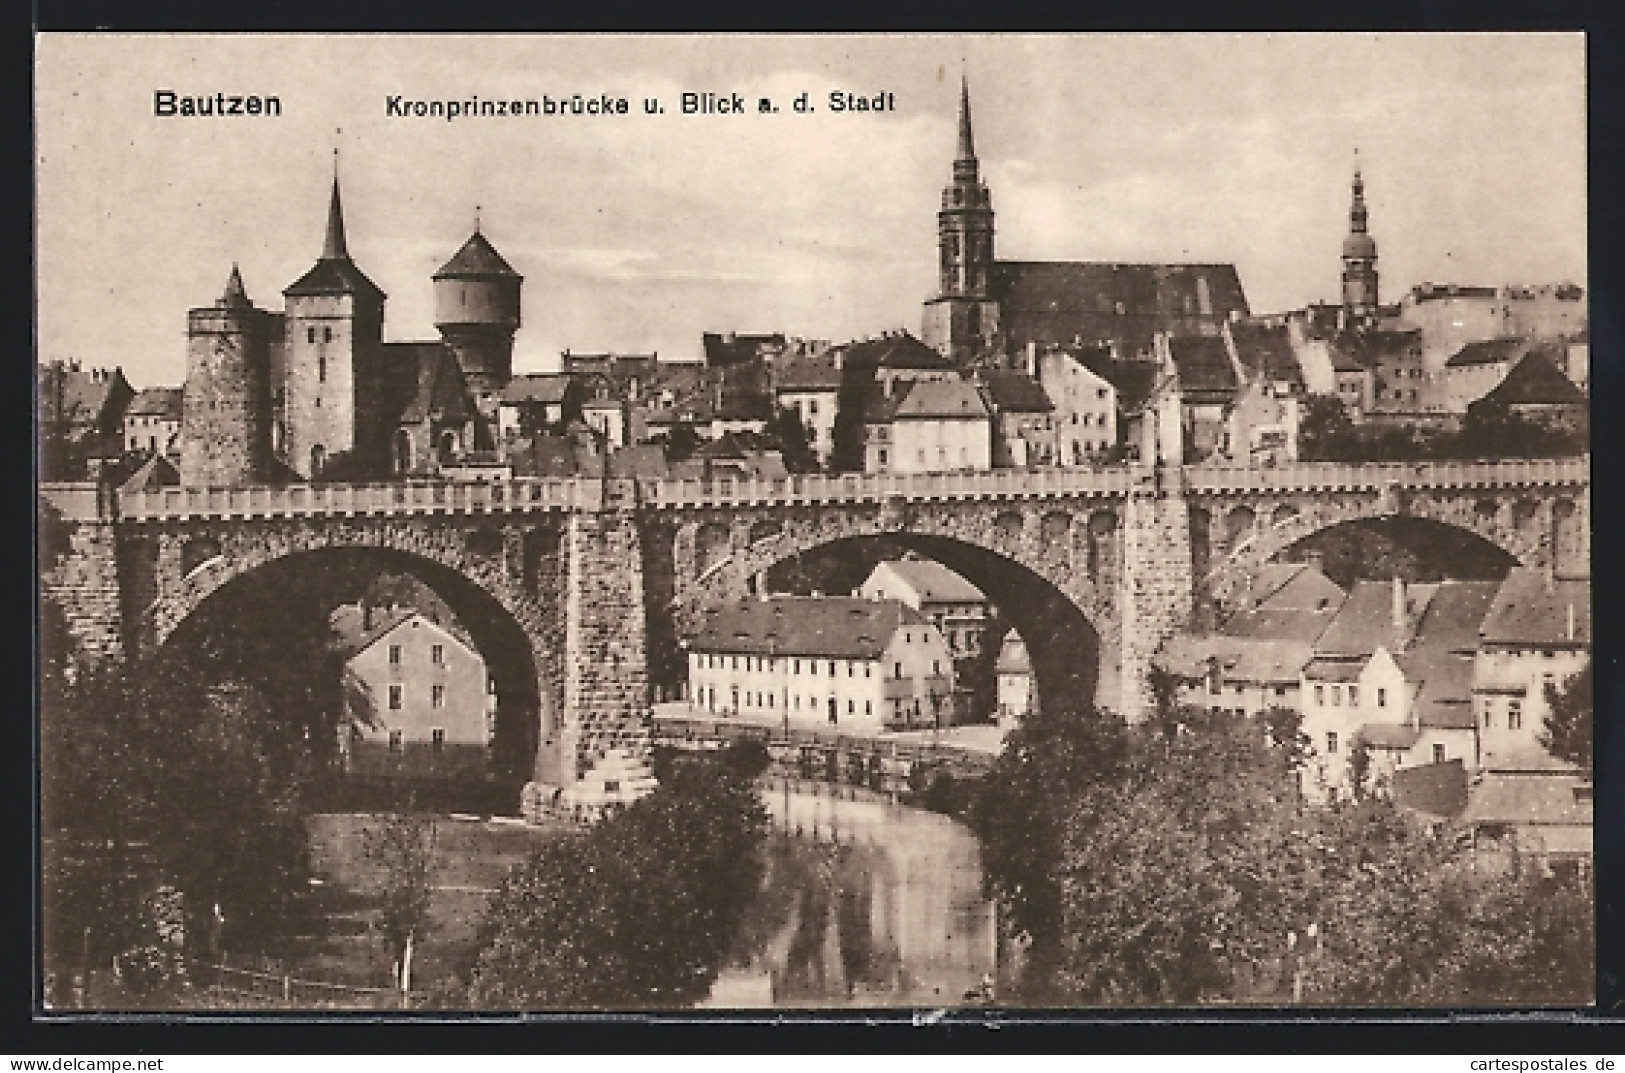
[979,370,1053,413]
[126,386,183,420]
[990,261,1249,358]
[1221,563,1346,643]
[374,343,475,425]
[1475,350,1586,407]
[1405,653,1477,730]
[1227,321,1305,390]
[836,333,954,371]
[500,373,573,406]
[1167,335,1237,400]
[892,379,989,421]
[1355,723,1421,750]
[117,452,179,492]
[868,559,986,604]
[1445,336,1532,369]
[688,596,928,659]
[1479,567,1590,647]
[1312,580,1435,659]
[434,230,520,279]
[774,355,843,392]
[329,605,418,658]
[1066,348,1160,413]
[1155,634,1315,685]
[39,363,134,428]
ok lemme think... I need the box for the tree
[1541,660,1592,769]
[1298,395,1357,462]
[363,813,439,990]
[765,405,820,473]
[467,745,769,1008]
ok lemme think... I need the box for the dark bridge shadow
[154,547,543,783]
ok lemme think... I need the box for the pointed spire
[220,262,250,307]
[957,73,976,162]
[322,150,349,260]
[474,205,482,235]
[1349,153,1368,235]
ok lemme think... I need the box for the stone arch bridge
[40,457,1588,812]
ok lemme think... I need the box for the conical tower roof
[219,263,252,308]
[434,229,521,280]
[957,74,976,161]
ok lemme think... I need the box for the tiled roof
[1444,337,1530,369]
[117,452,179,492]
[433,231,520,278]
[774,355,843,392]
[871,559,986,603]
[1404,653,1478,730]
[500,373,573,405]
[1462,771,1592,828]
[1302,657,1365,683]
[329,605,419,657]
[1066,348,1160,413]
[1475,350,1586,406]
[836,333,955,371]
[39,364,133,428]
[1227,321,1305,390]
[374,343,475,424]
[980,370,1053,413]
[508,434,584,478]
[1313,580,1435,658]
[1355,723,1421,750]
[995,630,1031,674]
[991,261,1249,358]
[607,444,669,480]
[1155,634,1315,685]
[1221,564,1346,643]
[703,332,786,367]
[126,386,183,419]
[893,379,989,420]
[1167,335,1237,400]
[284,257,386,300]
[688,596,927,659]
[1479,567,1590,646]
[1329,328,1422,371]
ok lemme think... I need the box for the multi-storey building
[1472,567,1590,771]
[123,387,183,460]
[685,596,957,733]
[333,605,495,779]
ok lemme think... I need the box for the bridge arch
[1198,492,1547,609]
[672,508,1120,717]
[140,522,559,780]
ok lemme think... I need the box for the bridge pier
[39,484,126,672]
[1116,480,1194,722]
[524,487,657,822]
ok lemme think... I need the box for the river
[702,782,1001,1008]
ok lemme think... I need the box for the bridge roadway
[74,456,1587,522]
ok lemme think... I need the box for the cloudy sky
[37,33,1584,389]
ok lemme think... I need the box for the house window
[1326,732,1338,755]
[828,661,836,676]
[1314,684,1325,706]
[432,685,445,708]
[1349,686,1360,707]
[1508,702,1522,730]
[389,644,402,665]
[794,659,801,674]
[431,728,445,753]
[324,326,334,344]
[864,664,871,678]
[1484,704,1494,728]
[894,662,903,679]
[865,701,872,715]
[318,354,327,383]
[1377,688,1386,708]
[1432,744,1446,764]
[1331,686,1342,706]
[431,644,444,665]
[388,729,403,753]
[604,780,620,794]
[388,685,403,710]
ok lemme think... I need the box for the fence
[188,956,426,1010]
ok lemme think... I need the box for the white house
[685,596,957,734]
[1473,568,1590,770]
[858,558,988,660]
[994,629,1033,729]
[863,378,992,474]
[1035,346,1118,466]
[773,354,843,466]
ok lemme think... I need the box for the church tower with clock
[179,263,275,487]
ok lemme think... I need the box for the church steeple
[1340,159,1379,319]
[938,75,995,300]
[322,173,349,261]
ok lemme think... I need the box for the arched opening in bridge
[733,533,1102,724]
[1273,516,1520,591]
[151,546,544,805]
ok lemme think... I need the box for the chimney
[1391,576,1405,629]
[362,601,375,632]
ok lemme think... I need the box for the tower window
[318,354,327,383]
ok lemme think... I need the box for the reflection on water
[704,786,998,1008]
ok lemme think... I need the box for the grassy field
[292,812,578,992]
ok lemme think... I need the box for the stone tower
[434,218,522,412]
[179,266,273,487]
[1341,166,1380,320]
[282,170,386,480]
[922,76,1000,363]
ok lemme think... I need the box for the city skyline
[37,33,1585,389]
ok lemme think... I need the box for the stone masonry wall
[42,519,126,668]
[542,508,653,788]
[1117,480,1194,721]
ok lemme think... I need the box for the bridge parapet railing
[117,477,585,520]
[638,465,1142,508]
[1184,455,1589,494]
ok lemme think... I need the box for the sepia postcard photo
[34,32,1593,1014]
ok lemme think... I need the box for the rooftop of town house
[125,386,184,420]
[688,596,931,660]
[1227,320,1306,391]
[773,354,843,392]
[866,558,987,605]
[1474,349,1587,407]
[1154,633,1315,686]
[1311,579,1437,659]
[1479,567,1591,647]
[1166,335,1237,402]
[499,373,574,405]
[977,369,1054,414]
[1354,722,1421,750]
[1462,769,1593,829]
